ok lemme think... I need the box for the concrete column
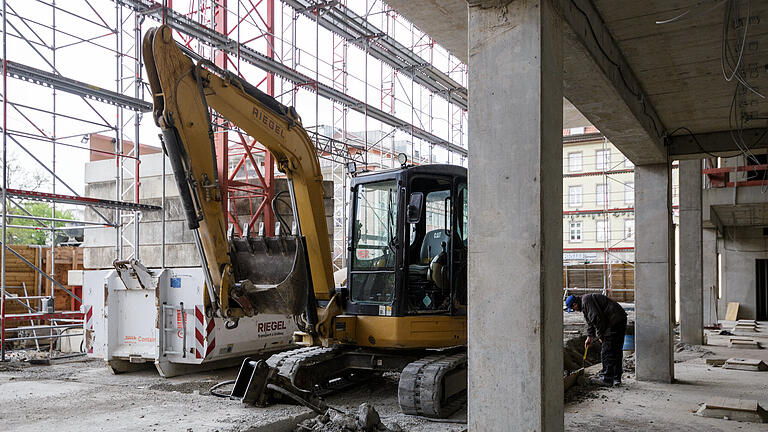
[635,163,675,383]
[702,228,718,326]
[467,1,563,431]
[679,159,703,344]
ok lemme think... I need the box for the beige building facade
[562,127,679,265]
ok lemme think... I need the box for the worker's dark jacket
[581,293,627,340]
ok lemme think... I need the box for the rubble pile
[563,335,602,374]
[296,403,403,432]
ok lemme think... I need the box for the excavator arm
[143,26,336,324]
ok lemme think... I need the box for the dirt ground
[0,355,465,432]
[1,313,767,431]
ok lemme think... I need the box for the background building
[561,126,679,300]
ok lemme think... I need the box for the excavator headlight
[397,152,408,166]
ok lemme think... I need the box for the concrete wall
[717,226,767,320]
[83,153,333,269]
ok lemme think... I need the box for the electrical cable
[209,379,235,398]
[665,126,760,159]
[568,0,662,139]
[655,0,728,25]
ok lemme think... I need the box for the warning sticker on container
[170,277,182,288]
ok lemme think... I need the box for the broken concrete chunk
[357,403,381,431]
[695,398,768,423]
[723,358,768,371]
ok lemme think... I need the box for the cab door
[451,181,468,313]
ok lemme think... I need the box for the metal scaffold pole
[1,0,7,363]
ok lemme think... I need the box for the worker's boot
[587,377,612,387]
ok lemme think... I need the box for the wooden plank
[725,302,740,321]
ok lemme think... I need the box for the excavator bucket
[228,234,309,316]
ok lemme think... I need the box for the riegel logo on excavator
[252,106,286,138]
[258,320,287,333]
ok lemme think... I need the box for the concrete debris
[673,343,714,363]
[563,335,601,374]
[2,349,50,364]
[623,352,635,373]
[296,404,403,432]
[705,358,727,367]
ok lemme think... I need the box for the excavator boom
[143,26,335,320]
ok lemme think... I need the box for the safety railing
[703,164,768,188]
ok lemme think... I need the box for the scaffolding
[0,0,468,359]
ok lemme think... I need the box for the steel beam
[282,0,467,110]
[115,0,467,157]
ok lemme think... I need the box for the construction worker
[565,294,628,386]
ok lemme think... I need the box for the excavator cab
[344,164,468,318]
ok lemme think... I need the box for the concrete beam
[467,1,563,430]
[635,163,675,383]
[668,128,768,159]
[679,159,703,345]
[556,0,666,164]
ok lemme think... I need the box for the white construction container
[82,260,296,377]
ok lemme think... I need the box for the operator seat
[409,229,450,288]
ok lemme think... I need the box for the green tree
[1,150,73,245]
[6,201,73,245]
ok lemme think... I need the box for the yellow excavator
[144,25,468,417]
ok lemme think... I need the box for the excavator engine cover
[229,235,308,316]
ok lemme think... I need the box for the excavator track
[398,350,468,418]
[266,345,346,392]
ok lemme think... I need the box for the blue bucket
[623,334,635,352]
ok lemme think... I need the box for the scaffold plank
[1,60,153,112]
[5,188,161,212]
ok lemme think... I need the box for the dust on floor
[0,356,465,432]
[565,322,768,432]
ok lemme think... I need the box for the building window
[595,149,610,171]
[569,221,582,242]
[624,157,634,168]
[596,220,609,242]
[596,183,609,207]
[624,182,634,205]
[570,126,585,135]
[569,185,583,207]
[568,152,583,172]
[624,219,634,240]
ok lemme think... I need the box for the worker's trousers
[600,317,627,383]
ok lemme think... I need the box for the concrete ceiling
[385,0,768,163]
[386,0,591,130]
[712,203,768,227]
